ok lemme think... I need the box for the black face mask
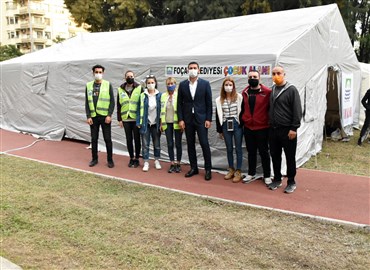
[248,78,259,88]
[126,78,134,84]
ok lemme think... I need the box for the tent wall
[0,4,361,171]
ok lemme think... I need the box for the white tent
[0,4,361,170]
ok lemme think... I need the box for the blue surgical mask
[167,85,176,91]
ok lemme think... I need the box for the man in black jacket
[358,89,370,146]
[268,66,302,193]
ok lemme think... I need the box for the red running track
[1,129,369,226]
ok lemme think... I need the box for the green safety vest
[160,91,179,130]
[86,80,110,117]
[118,85,141,120]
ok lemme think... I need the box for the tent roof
[6,4,339,64]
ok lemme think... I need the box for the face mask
[147,83,155,90]
[167,85,176,92]
[188,69,198,78]
[248,78,259,88]
[273,75,284,85]
[94,73,103,81]
[126,77,134,84]
[224,86,233,93]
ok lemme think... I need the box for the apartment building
[1,0,88,54]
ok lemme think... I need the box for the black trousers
[90,116,113,162]
[123,121,141,159]
[269,127,297,185]
[359,110,370,138]
[184,115,212,171]
[244,127,270,178]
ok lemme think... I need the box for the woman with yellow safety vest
[160,77,183,173]
[136,75,162,172]
[117,71,143,168]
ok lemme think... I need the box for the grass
[1,154,369,270]
[302,130,370,176]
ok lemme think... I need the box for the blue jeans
[222,118,243,170]
[141,124,161,161]
[164,123,183,162]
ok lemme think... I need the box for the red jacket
[241,84,271,130]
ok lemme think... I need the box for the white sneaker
[264,177,272,185]
[154,160,162,170]
[143,161,149,172]
[242,174,256,183]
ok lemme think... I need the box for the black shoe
[284,183,296,193]
[175,164,181,173]
[133,159,140,168]
[89,159,98,167]
[128,159,134,167]
[108,161,114,168]
[185,168,199,177]
[168,164,176,173]
[268,181,282,190]
[205,170,212,181]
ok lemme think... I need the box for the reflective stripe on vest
[160,91,179,131]
[86,80,110,117]
[118,86,141,120]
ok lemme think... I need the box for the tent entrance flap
[325,67,341,136]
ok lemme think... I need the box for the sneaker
[284,184,297,194]
[232,170,242,183]
[154,160,162,170]
[168,164,176,173]
[175,163,181,173]
[142,161,149,172]
[242,174,256,184]
[264,177,272,185]
[224,168,235,180]
[268,181,282,190]
[133,159,140,168]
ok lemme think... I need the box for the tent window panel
[31,65,49,95]
[304,81,316,123]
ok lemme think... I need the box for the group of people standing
[85,62,302,193]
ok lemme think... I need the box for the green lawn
[1,154,369,270]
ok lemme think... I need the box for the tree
[64,0,150,32]
[0,44,23,62]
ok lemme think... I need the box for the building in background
[1,0,88,54]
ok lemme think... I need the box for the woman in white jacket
[215,77,243,183]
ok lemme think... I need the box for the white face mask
[147,83,155,90]
[188,69,198,78]
[224,86,233,93]
[94,73,103,81]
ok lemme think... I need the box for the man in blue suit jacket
[178,61,213,180]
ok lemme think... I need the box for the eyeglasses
[146,74,155,78]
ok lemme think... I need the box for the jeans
[123,121,141,159]
[244,127,270,177]
[269,127,297,185]
[90,115,113,162]
[164,123,183,162]
[141,124,161,161]
[222,118,243,170]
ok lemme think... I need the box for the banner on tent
[341,73,354,127]
[165,64,272,78]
